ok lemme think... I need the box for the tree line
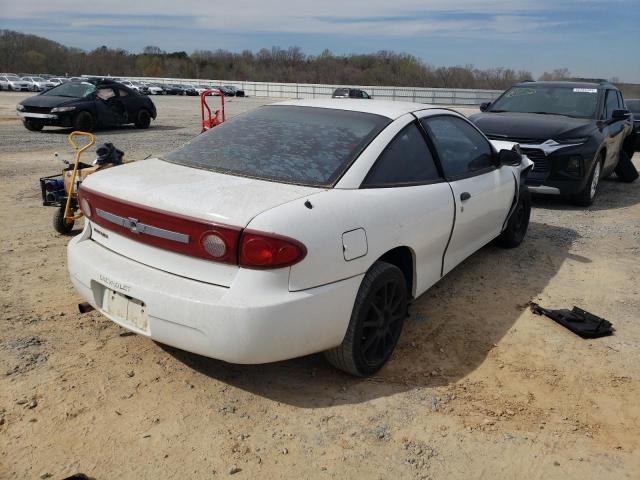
[1,29,637,96]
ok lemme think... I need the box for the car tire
[324,261,408,377]
[572,154,603,206]
[73,111,95,132]
[53,205,74,234]
[134,109,151,129]
[496,184,531,248]
[23,120,44,132]
[614,150,639,183]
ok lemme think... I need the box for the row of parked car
[0,73,246,97]
[117,80,245,97]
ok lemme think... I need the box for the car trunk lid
[80,158,321,286]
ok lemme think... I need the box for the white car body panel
[69,99,530,364]
[443,169,515,274]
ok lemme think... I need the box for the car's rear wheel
[496,184,531,248]
[573,154,603,206]
[615,151,639,183]
[53,205,74,234]
[134,109,151,129]
[324,261,407,377]
[73,111,95,132]
[23,120,44,132]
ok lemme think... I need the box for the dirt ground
[1,91,639,480]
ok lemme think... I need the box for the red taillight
[239,230,307,269]
[79,186,241,264]
[79,186,307,269]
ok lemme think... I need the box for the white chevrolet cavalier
[69,99,533,376]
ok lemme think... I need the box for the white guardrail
[85,75,503,106]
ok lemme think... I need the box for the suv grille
[521,148,550,172]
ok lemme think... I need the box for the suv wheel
[324,261,407,376]
[573,154,603,206]
[615,151,639,183]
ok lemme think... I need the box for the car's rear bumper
[67,227,360,364]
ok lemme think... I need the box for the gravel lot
[1,91,639,479]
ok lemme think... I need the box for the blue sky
[3,0,639,82]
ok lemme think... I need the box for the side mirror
[612,109,631,121]
[479,102,491,112]
[498,148,522,167]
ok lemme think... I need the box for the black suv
[470,81,637,205]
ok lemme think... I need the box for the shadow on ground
[163,220,578,407]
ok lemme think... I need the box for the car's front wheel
[573,154,603,206]
[73,111,95,132]
[324,261,407,377]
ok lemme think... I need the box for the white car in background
[119,80,141,93]
[22,76,55,91]
[1,75,31,91]
[146,84,165,95]
[69,99,532,376]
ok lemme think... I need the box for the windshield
[42,82,96,97]
[6,75,20,81]
[626,99,640,114]
[490,86,600,118]
[33,77,45,82]
[164,105,391,187]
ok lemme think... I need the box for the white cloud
[1,0,593,38]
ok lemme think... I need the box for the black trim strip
[440,183,457,277]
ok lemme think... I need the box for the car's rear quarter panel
[246,185,455,295]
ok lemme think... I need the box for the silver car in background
[0,75,31,91]
[21,76,56,92]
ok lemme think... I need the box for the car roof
[513,80,616,90]
[275,98,440,120]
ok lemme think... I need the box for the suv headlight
[16,104,25,111]
[51,106,76,113]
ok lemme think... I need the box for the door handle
[460,192,471,201]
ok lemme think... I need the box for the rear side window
[422,116,494,178]
[363,123,440,187]
[164,105,391,187]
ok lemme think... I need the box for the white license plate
[103,289,149,333]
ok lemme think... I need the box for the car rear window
[163,105,391,187]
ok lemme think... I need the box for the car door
[602,90,626,171]
[360,121,454,295]
[94,86,124,126]
[420,113,516,275]
[116,87,137,122]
